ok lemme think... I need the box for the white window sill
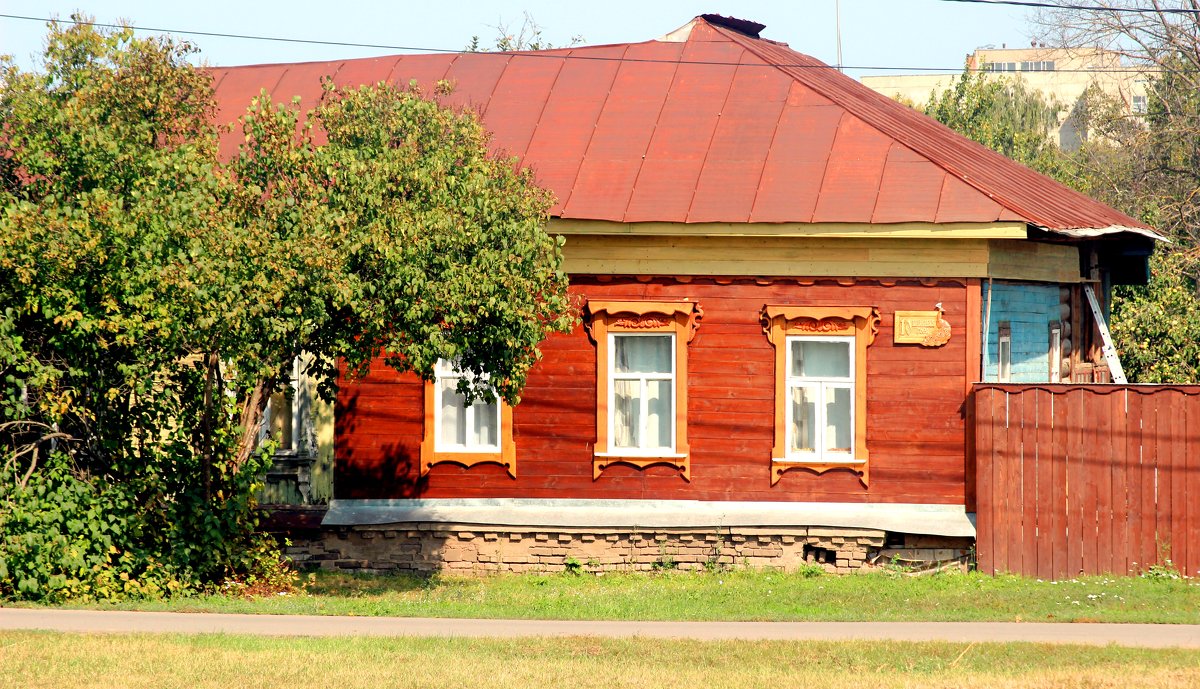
[772,457,866,465]
[435,447,504,454]
[594,451,688,459]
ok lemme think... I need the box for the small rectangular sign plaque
[894,310,951,346]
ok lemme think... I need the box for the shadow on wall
[334,388,425,499]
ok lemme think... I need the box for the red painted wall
[336,277,970,504]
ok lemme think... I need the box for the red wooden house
[212,15,1161,572]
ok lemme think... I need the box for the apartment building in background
[861,44,1147,150]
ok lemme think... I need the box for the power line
[0,11,1185,75]
[936,0,1200,13]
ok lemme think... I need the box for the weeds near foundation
[562,556,583,576]
[652,544,678,571]
[704,527,729,573]
[793,563,825,578]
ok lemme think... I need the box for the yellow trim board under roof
[548,219,1030,239]
[559,235,1082,282]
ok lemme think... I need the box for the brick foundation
[284,524,888,575]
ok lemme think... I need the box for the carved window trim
[761,305,880,487]
[585,300,702,481]
[419,361,516,479]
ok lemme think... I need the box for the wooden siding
[974,384,1200,578]
[336,277,971,505]
[561,235,992,278]
[987,239,1081,284]
[560,235,1082,283]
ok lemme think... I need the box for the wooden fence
[973,384,1200,578]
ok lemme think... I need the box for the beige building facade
[861,45,1147,150]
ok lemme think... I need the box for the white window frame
[1049,322,1063,382]
[432,358,502,454]
[607,332,677,456]
[998,322,1012,383]
[262,356,312,456]
[782,335,856,464]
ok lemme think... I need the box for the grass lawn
[3,631,1200,689]
[35,568,1200,624]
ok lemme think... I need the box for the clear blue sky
[0,0,1036,79]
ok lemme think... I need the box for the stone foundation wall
[285,524,888,575]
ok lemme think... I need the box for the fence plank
[1064,388,1085,577]
[1186,392,1200,578]
[1034,389,1055,580]
[1168,391,1187,573]
[1094,390,1115,574]
[993,390,1012,574]
[973,384,1200,579]
[1138,391,1161,575]
[974,387,995,575]
[1050,389,1069,579]
[1108,389,1129,576]
[1021,390,1041,577]
[1006,390,1026,575]
[1119,390,1142,576]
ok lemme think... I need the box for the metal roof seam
[382,55,405,87]
[713,24,1156,237]
[618,44,686,223]
[745,75,789,224]
[558,44,630,216]
[520,53,570,197]
[268,67,289,109]
[204,19,1161,236]
[868,142,902,225]
[930,153,950,225]
[683,47,746,223]
[811,109,850,224]
[467,53,512,124]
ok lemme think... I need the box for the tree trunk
[235,380,271,469]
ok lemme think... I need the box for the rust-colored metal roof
[207,16,1159,238]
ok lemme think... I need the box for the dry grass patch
[3,632,1200,689]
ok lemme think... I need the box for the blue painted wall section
[982,281,1061,382]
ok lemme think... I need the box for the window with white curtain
[434,358,501,453]
[609,333,675,454]
[785,336,854,462]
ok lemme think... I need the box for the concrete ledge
[322,498,976,537]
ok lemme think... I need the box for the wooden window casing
[998,322,1012,383]
[761,305,880,487]
[1049,321,1063,382]
[419,361,516,478]
[585,300,702,481]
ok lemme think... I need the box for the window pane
[439,379,467,447]
[790,340,850,378]
[613,379,640,448]
[789,385,816,453]
[614,335,672,374]
[645,379,672,449]
[825,386,852,453]
[470,396,498,448]
[268,391,293,451]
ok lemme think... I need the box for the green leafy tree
[0,18,571,600]
[922,71,1075,182]
[1030,2,1200,381]
[1111,250,1200,383]
[922,58,1200,383]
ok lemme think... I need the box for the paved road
[2,608,1199,647]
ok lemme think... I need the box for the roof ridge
[704,21,1156,235]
